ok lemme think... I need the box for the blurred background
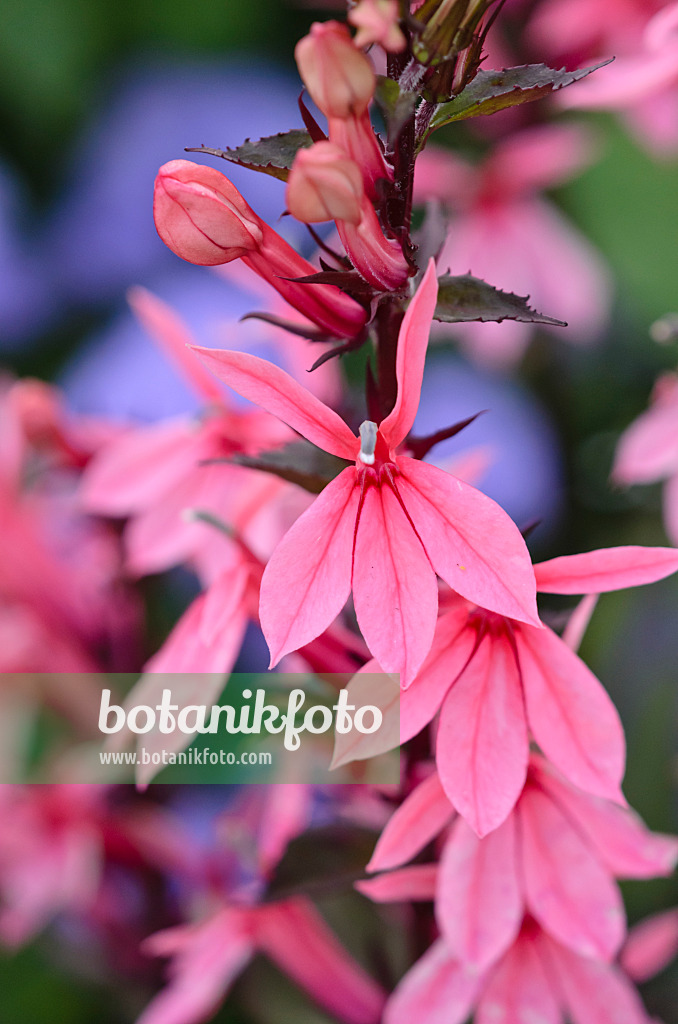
[1,0,678,1019]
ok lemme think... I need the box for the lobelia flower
[153,159,367,339]
[295,20,393,200]
[348,0,407,52]
[613,370,678,544]
[383,915,660,1024]
[337,544,678,833]
[361,754,678,971]
[190,261,540,687]
[414,125,611,367]
[528,0,678,153]
[286,140,409,290]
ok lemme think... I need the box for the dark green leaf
[434,274,567,326]
[222,440,351,494]
[186,129,313,182]
[265,825,378,900]
[426,61,611,137]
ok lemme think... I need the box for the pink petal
[621,908,678,983]
[396,457,540,626]
[331,665,401,769]
[545,936,654,1024]
[400,599,477,743]
[437,815,523,972]
[534,546,678,594]
[367,771,454,872]
[475,929,560,1024]
[191,346,357,460]
[357,864,438,902]
[255,898,385,1024]
[562,594,598,652]
[613,383,678,484]
[519,784,626,961]
[81,419,197,516]
[533,758,678,880]
[128,287,225,405]
[384,939,482,1024]
[352,479,439,687]
[518,624,626,803]
[436,632,529,837]
[260,468,358,664]
[138,910,254,1024]
[380,260,439,449]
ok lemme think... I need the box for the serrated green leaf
[225,440,350,494]
[186,129,313,182]
[434,274,567,326]
[425,61,611,139]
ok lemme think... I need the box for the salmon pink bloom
[348,0,406,52]
[613,370,678,544]
[192,262,540,686]
[286,141,409,290]
[154,160,367,339]
[342,544,678,832]
[363,756,678,970]
[295,21,393,199]
[384,916,659,1024]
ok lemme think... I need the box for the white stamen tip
[359,420,378,465]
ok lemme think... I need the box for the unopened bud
[154,160,263,266]
[287,143,364,225]
[295,21,376,118]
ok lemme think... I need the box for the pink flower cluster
[2,3,678,1023]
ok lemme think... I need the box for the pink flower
[529,0,678,152]
[137,897,385,1024]
[295,21,393,199]
[613,370,678,544]
[191,261,540,686]
[384,916,658,1024]
[154,160,367,338]
[348,0,406,52]
[414,125,611,367]
[286,141,409,290]
[342,544,678,833]
[622,906,678,982]
[363,755,678,970]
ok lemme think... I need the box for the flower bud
[154,160,263,266]
[287,143,364,225]
[295,21,376,118]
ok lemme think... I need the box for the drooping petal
[475,928,560,1024]
[396,457,540,626]
[518,624,626,803]
[534,545,678,594]
[621,908,678,983]
[357,864,438,903]
[519,784,626,961]
[383,938,483,1024]
[128,287,225,405]
[613,377,678,484]
[400,599,477,744]
[191,346,357,460]
[367,771,454,872]
[545,934,654,1024]
[562,594,598,652]
[380,260,439,449]
[138,910,254,1024]
[255,898,386,1024]
[81,419,198,516]
[436,815,523,972]
[260,468,359,664]
[436,632,529,837]
[331,665,401,769]
[352,478,438,687]
[533,758,678,880]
